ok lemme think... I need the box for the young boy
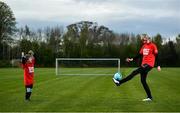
[21,50,35,101]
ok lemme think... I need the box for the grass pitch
[0,67,180,112]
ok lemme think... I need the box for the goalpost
[56,58,120,76]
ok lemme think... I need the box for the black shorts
[25,84,33,89]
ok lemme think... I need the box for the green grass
[0,67,180,112]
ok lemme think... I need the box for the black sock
[25,92,31,100]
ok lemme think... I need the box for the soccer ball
[113,72,122,81]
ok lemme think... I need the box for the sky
[2,0,180,38]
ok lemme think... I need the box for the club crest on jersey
[143,48,150,55]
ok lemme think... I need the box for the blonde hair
[141,34,151,40]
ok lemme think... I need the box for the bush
[0,60,11,67]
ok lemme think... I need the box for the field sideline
[0,68,180,112]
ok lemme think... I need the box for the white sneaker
[112,78,120,86]
[142,98,152,102]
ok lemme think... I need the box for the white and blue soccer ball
[113,72,122,81]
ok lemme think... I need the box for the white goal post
[56,58,120,75]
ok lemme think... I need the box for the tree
[168,41,178,66]
[153,33,163,49]
[0,1,16,61]
[0,1,16,42]
[79,23,89,57]
[176,34,180,44]
[48,26,63,54]
[175,34,180,65]
[63,24,78,57]
[136,34,142,51]
[63,21,115,58]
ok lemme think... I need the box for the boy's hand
[22,52,24,57]
[157,66,161,71]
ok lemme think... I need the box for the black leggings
[119,64,153,99]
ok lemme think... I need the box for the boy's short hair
[141,34,151,40]
[28,50,34,56]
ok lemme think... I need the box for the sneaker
[112,78,120,86]
[142,98,152,102]
[25,98,31,102]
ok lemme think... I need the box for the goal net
[56,58,120,75]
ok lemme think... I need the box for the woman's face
[142,37,150,44]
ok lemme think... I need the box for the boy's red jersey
[22,57,35,85]
[140,42,158,67]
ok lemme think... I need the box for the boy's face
[27,57,33,63]
[25,55,32,63]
